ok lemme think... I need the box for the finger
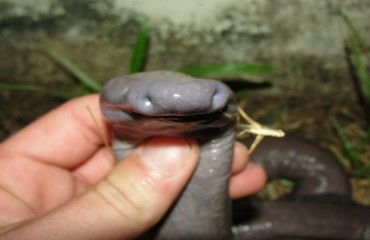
[73,147,115,187]
[232,141,248,174]
[229,162,267,199]
[230,142,267,198]
[1,138,199,239]
[0,95,108,168]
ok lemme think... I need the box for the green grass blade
[42,44,101,92]
[0,82,84,99]
[180,63,273,78]
[351,162,370,178]
[233,90,250,100]
[0,83,44,91]
[338,9,366,50]
[47,90,87,99]
[130,23,150,73]
[278,178,295,188]
[331,117,363,168]
[339,9,370,98]
[347,38,370,97]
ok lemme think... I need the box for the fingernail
[139,138,196,177]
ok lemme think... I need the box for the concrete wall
[1,0,369,94]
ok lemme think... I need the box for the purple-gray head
[100,71,236,141]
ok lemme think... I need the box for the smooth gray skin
[101,71,237,239]
[101,71,370,239]
[234,137,370,239]
[244,136,351,196]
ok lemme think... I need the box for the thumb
[3,138,199,240]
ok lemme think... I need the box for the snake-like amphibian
[101,71,370,239]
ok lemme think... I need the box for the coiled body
[235,137,370,239]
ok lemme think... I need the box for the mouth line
[125,105,230,122]
[128,110,224,123]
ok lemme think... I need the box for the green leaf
[180,63,273,78]
[42,43,101,92]
[130,23,150,73]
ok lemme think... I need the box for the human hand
[0,94,266,239]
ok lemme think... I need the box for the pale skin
[0,94,266,240]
